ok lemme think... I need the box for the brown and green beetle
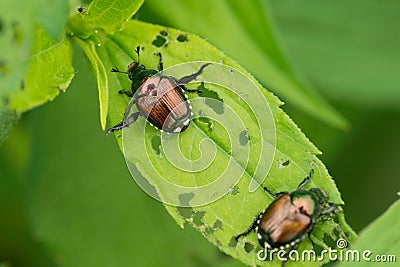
[235,170,340,266]
[106,46,210,135]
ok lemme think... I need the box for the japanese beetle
[235,170,340,265]
[106,46,210,135]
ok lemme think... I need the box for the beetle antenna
[111,68,128,74]
[135,46,141,63]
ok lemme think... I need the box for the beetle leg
[263,186,277,197]
[118,90,134,97]
[111,67,129,75]
[297,169,314,189]
[181,85,202,94]
[154,52,163,71]
[177,63,212,85]
[235,213,261,241]
[135,46,141,63]
[105,112,140,136]
[321,204,340,215]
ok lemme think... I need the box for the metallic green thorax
[126,62,157,95]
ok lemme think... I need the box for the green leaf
[76,19,355,266]
[6,26,74,112]
[140,0,348,129]
[74,38,109,129]
[270,0,400,108]
[337,199,400,267]
[0,0,69,103]
[69,0,144,37]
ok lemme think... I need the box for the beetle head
[126,61,146,80]
[125,46,146,80]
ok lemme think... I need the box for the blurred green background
[1,0,400,266]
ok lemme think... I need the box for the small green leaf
[74,38,109,130]
[79,0,144,34]
[7,26,74,112]
[86,19,356,266]
[337,198,400,267]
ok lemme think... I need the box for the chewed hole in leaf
[20,80,25,90]
[178,192,195,206]
[193,211,206,226]
[151,135,161,155]
[197,82,224,114]
[239,130,250,145]
[177,207,193,219]
[160,30,168,36]
[195,117,213,132]
[228,237,238,248]
[322,232,336,248]
[278,159,290,168]
[244,242,255,253]
[152,35,167,48]
[176,34,188,42]
[205,226,213,235]
[228,185,239,195]
[213,220,223,231]
[313,243,323,255]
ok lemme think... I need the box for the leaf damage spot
[195,117,213,132]
[20,79,25,90]
[205,219,224,235]
[197,82,224,114]
[78,6,85,13]
[213,219,223,230]
[228,236,238,248]
[193,211,206,226]
[278,159,290,168]
[239,130,250,145]
[244,242,255,253]
[178,192,195,206]
[177,207,193,219]
[228,185,240,195]
[176,34,188,42]
[152,36,167,48]
[151,134,161,155]
[152,31,169,48]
